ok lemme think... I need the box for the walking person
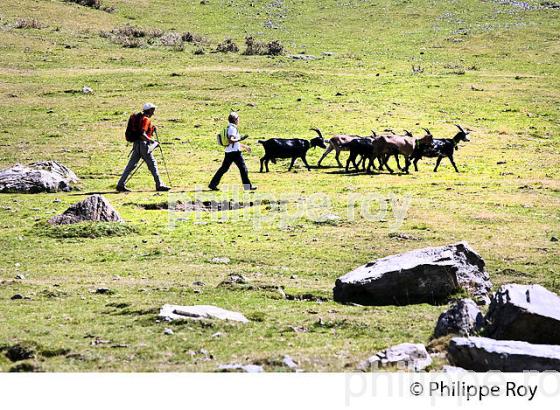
[209,112,257,191]
[117,103,171,192]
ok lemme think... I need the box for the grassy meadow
[0,0,558,371]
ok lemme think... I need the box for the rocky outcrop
[358,343,432,371]
[0,161,78,193]
[484,283,560,344]
[333,242,492,306]
[448,337,560,372]
[434,299,485,337]
[48,195,123,225]
[159,304,249,323]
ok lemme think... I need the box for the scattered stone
[434,299,484,337]
[442,365,467,374]
[288,326,308,333]
[0,161,78,193]
[192,281,206,287]
[290,275,298,280]
[159,304,249,323]
[82,85,93,94]
[388,232,419,241]
[288,54,316,61]
[15,274,25,280]
[218,363,264,373]
[48,194,123,225]
[551,236,558,242]
[333,242,492,305]
[212,332,224,338]
[448,337,560,372]
[321,51,335,56]
[282,355,299,370]
[163,328,174,335]
[358,343,432,371]
[219,273,247,285]
[484,283,560,344]
[5,343,36,362]
[210,256,230,264]
[313,213,340,224]
[11,294,24,300]
[95,287,112,295]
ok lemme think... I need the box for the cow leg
[345,156,351,173]
[335,149,344,168]
[288,157,297,171]
[413,158,419,172]
[434,156,443,172]
[301,155,311,171]
[317,145,333,167]
[403,156,410,174]
[394,154,403,171]
[260,156,265,173]
[449,155,460,172]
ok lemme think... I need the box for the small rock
[192,281,206,287]
[358,343,432,371]
[49,195,123,225]
[210,257,230,264]
[82,85,93,94]
[442,365,467,374]
[11,294,24,300]
[282,355,299,370]
[290,275,298,280]
[164,328,174,335]
[218,363,264,373]
[159,304,249,323]
[15,274,25,280]
[212,332,224,338]
[434,299,484,337]
[219,273,247,285]
[551,236,558,242]
[95,287,112,295]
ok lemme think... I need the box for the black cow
[258,136,326,172]
[410,124,470,172]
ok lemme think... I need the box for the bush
[65,0,115,13]
[216,38,239,53]
[243,36,284,56]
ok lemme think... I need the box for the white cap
[143,102,157,111]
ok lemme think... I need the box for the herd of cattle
[257,124,471,173]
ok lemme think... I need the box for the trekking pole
[124,159,145,186]
[154,129,173,187]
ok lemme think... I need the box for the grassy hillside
[0,0,558,371]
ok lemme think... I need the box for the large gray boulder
[358,343,432,371]
[159,304,249,323]
[48,194,123,225]
[434,299,485,337]
[485,283,560,344]
[448,337,560,372]
[333,242,492,306]
[0,161,78,193]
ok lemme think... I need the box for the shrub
[243,36,284,56]
[216,38,239,53]
[65,0,115,13]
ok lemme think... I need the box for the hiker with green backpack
[209,112,257,191]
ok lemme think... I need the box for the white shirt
[224,123,241,153]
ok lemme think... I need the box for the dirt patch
[137,200,258,212]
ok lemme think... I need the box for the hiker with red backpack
[117,103,171,192]
[209,111,257,191]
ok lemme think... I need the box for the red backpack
[125,112,144,142]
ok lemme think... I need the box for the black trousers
[209,151,252,188]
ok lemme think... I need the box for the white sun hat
[143,102,157,111]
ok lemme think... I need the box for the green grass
[0,0,558,371]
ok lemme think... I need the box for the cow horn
[422,128,432,135]
[455,124,467,134]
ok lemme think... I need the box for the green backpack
[217,127,230,147]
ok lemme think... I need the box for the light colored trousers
[117,140,162,188]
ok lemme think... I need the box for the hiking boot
[156,185,171,192]
[117,185,131,192]
[245,185,258,191]
[208,185,220,191]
